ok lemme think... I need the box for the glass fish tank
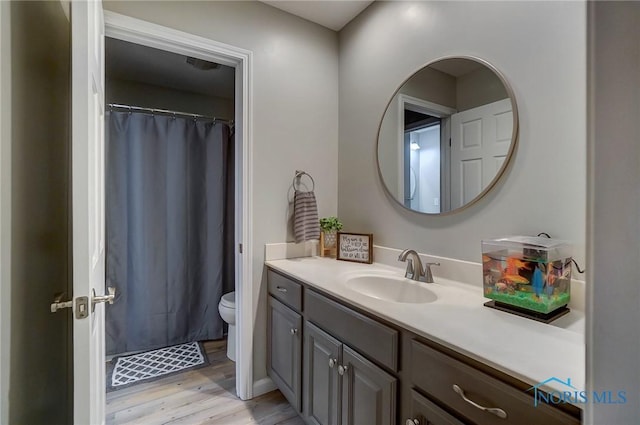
[482,236,572,316]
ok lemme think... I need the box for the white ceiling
[106,38,235,99]
[261,1,374,31]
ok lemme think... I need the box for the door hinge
[239,243,243,254]
[449,138,452,147]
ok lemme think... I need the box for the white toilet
[218,291,236,361]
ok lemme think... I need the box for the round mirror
[377,57,518,214]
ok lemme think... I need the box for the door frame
[0,1,11,421]
[396,94,456,211]
[103,12,255,400]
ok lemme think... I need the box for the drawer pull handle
[290,328,298,335]
[406,419,420,425]
[452,384,507,419]
[276,286,288,293]
[329,358,337,368]
[338,365,348,376]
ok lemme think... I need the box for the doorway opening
[404,110,442,213]
[102,11,255,417]
[105,33,235,365]
[398,95,455,213]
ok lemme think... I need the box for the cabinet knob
[329,358,336,368]
[406,420,420,425]
[290,328,298,336]
[338,365,348,376]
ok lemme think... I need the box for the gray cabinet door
[303,322,342,425]
[267,296,302,411]
[341,346,397,425]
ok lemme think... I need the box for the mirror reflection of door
[402,99,513,213]
[450,98,513,209]
[378,57,518,215]
[398,95,455,214]
[404,110,442,213]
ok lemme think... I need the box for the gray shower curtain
[105,111,234,356]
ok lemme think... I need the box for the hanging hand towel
[294,190,320,243]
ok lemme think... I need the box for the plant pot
[322,230,337,248]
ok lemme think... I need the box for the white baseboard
[252,376,277,398]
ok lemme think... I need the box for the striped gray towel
[294,190,320,243]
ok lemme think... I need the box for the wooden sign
[337,233,373,264]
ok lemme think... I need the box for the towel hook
[293,170,315,192]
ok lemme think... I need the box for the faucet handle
[423,262,440,283]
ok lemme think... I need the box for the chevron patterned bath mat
[107,341,209,392]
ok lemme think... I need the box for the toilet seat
[220,291,235,308]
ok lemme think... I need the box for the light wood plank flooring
[106,340,304,425]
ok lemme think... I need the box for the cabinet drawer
[409,390,465,425]
[268,269,302,312]
[306,289,398,372]
[411,340,579,425]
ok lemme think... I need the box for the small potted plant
[319,216,343,251]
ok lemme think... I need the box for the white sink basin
[345,275,438,304]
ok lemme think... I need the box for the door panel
[71,1,105,424]
[450,98,513,209]
[341,346,396,425]
[304,322,342,425]
[267,296,302,411]
[461,159,482,205]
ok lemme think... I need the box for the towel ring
[293,170,315,192]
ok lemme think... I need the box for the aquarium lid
[485,235,571,249]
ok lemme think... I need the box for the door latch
[51,293,89,319]
[51,288,115,319]
[91,287,116,312]
[76,296,89,319]
[51,293,73,313]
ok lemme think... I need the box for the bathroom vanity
[265,257,583,425]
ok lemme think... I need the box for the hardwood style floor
[106,340,304,425]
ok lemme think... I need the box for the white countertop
[265,256,586,400]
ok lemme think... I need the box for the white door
[71,1,106,424]
[450,98,513,209]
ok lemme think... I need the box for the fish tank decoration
[481,236,572,323]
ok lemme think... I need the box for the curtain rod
[107,103,234,126]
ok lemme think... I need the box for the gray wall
[9,2,71,423]
[339,1,586,266]
[106,78,234,119]
[457,66,508,112]
[586,2,640,423]
[103,0,339,384]
[401,66,457,108]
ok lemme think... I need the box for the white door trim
[396,94,456,209]
[103,11,255,400]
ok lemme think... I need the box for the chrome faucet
[398,249,440,283]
